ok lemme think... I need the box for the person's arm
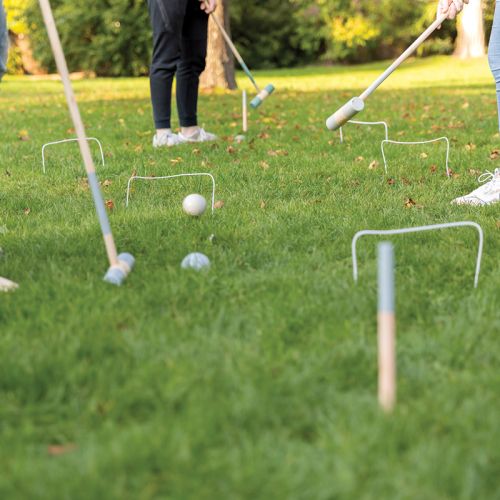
[199,0,217,15]
[437,0,469,20]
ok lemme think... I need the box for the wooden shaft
[38,0,118,267]
[360,14,447,101]
[378,313,396,412]
[210,12,260,92]
[242,90,248,132]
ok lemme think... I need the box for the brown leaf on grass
[387,178,395,185]
[23,208,31,215]
[226,146,236,154]
[490,149,500,160]
[267,149,288,157]
[468,168,482,176]
[214,200,224,209]
[420,152,429,159]
[430,164,437,174]
[404,198,424,209]
[259,161,270,170]
[396,131,405,137]
[462,102,470,109]
[260,200,266,209]
[368,160,379,170]
[105,200,115,211]
[401,177,411,186]
[465,142,476,151]
[192,148,201,155]
[134,144,143,153]
[48,444,77,456]
[18,130,30,141]
[258,132,270,139]
[102,179,112,187]
[5,170,11,177]
[66,128,75,135]
[355,156,364,162]
[170,157,183,164]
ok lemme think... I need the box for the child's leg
[489,1,500,130]
[148,0,186,130]
[176,0,209,128]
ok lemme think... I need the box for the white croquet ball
[235,134,246,143]
[181,252,211,271]
[182,193,207,216]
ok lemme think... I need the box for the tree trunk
[454,0,485,58]
[200,0,237,90]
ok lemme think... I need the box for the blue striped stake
[39,0,134,285]
[378,242,396,413]
[210,12,275,109]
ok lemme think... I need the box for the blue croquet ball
[181,252,211,271]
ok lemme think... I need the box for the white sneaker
[452,169,500,206]
[153,130,183,148]
[179,128,217,143]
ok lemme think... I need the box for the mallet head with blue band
[104,253,136,286]
[250,84,275,109]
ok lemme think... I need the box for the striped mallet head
[103,253,135,286]
[250,84,275,109]
[326,97,365,131]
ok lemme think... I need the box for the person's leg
[489,1,500,130]
[176,0,216,141]
[148,0,187,145]
[0,0,8,81]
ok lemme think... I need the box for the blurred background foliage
[3,0,497,76]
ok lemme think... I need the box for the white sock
[156,128,172,136]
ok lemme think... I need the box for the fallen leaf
[420,152,429,159]
[18,130,30,141]
[396,131,405,137]
[192,148,201,155]
[23,208,31,215]
[260,200,266,209]
[462,102,470,109]
[258,132,270,139]
[170,157,183,164]
[468,168,482,176]
[226,146,236,154]
[355,156,364,162]
[430,164,437,173]
[368,160,379,170]
[48,444,77,456]
[404,198,416,208]
[387,178,395,185]
[490,149,500,160]
[465,143,476,151]
[102,179,112,187]
[259,161,270,170]
[214,200,224,209]
[105,200,115,211]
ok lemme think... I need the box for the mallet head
[103,252,135,286]
[326,97,365,131]
[250,84,275,109]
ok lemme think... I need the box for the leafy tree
[26,0,151,76]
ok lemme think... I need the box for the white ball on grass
[182,193,207,216]
[181,252,211,271]
[235,134,245,143]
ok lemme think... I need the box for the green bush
[26,0,151,76]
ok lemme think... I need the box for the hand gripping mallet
[326,13,448,131]
[38,0,134,285]
[208,9,275,108]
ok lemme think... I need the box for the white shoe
[452,169,500,206]
[153,130,183,148]
[179,128,217,143]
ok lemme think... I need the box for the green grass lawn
[0,56,499,499]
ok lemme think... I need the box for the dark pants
[148,0,208,129]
